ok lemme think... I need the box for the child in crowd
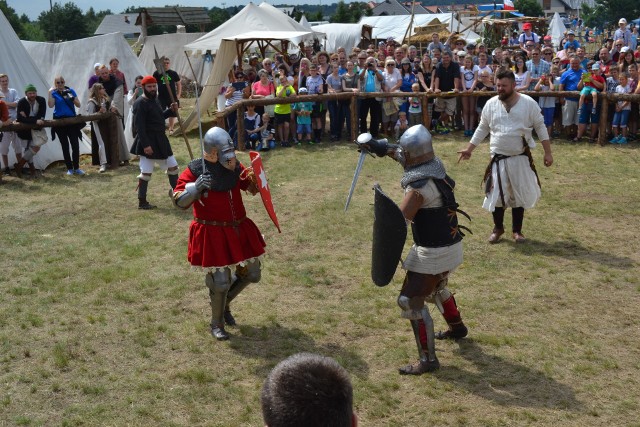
[244,104,262,150]
[274,73,296,147]
[578,63,604,116]
[535,73,555,138]
[551,66,563,137]
[293,87,314,145]
[475,70,494,129]
[407,83,422,126]
[610,72,631,144]
[605,67,620,138]
[460,56,479,137]
[259,113,276,151]
[394,111,409,139]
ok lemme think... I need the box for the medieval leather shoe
[488,228,504,244]
[138,202,157,210]
[399,357,440,375]
[513,232,526,243]
[223,310,236,327]
[435,325,468,340]
[210,324,230,341]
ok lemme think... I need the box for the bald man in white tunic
[458,69,553,243]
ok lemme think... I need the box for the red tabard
[175,165,266,269]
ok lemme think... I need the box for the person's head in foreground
[261,352,357,427]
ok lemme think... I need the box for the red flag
[249,151,281,233]
[504,0,515,10]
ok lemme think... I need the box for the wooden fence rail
[1,112,116,132]
[215,90,640,148]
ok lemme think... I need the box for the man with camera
[359,57,384,137]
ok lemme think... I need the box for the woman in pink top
[251,69,275,117]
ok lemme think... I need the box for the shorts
[612,110,630,128]
[139,155,179,174]
[296,123,312,135]
[274,113,290,125]
[580,86,599,97]
[542,107,555,127]
[311,102,325,118]
[434,97,456,116]
[562,100,579,126]
[578,103,599,124]
[0,131,22,156]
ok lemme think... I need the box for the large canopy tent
[310,23,373,53]
[359,13,482,44]
[185,2,323,58]
[22,32,148,122]
[138,32,211,84]
[180,2,324,132]
[0,9,92,170]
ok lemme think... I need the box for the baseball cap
[544,35,552,41]
[386,36,395,43]
[621,46,630,53]
[523,23,532,30]
[457,50,467,57]
[567,30,575,35]
[94,62,102,69]
[466,43,476,49]
[619,18,627,24]
[591,63,600,70]
[298,87,308,94]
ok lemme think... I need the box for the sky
[7,1,329,21]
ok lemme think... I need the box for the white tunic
[470,94,549,211]
[402,180,463,274]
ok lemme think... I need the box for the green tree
[514,0,543,17]
[208,7,230,30]
[38,2,89,41]
[1,0,28,38]
[581,0,640,30]
[331,0,350,23]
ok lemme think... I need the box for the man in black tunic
[130,75,179,210]
[153,57,181,134]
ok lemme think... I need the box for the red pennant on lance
[249,151,281,233]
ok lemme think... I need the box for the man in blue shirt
[563,31,580,50]
[559,56,584,140]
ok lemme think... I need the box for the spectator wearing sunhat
[519,23,540,51]
[614,18,631,48]
[563,31,580,50]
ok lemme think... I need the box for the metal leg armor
[205,269,232,340]
[432,275,468,340]
[397,293,440,375]
[223,260,261,326]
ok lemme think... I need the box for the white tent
[312,23,366,53]
[22,33,147,110]
[548,13,566,50]
[185,2,322,53]
[359,14,482,44]
[299,15,313,30]
[138,32,212,84]
[180,2,323,131]
[0,10,92,170]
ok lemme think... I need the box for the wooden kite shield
[371,183,407,287]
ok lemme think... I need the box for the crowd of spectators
[222,17,640,149]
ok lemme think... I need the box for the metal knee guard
[205,269,232,327]
[226,260,261,305]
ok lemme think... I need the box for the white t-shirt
[0,87,19,119]
[616,84,631,110]
[537,84,555,109]
[383,68,401,91]
[515,71,529,89]
[460,65,479,89]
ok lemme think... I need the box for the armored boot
[399,313,440,375]
[206,272,230,340]
[435,294,468,340]
[223,262,261,327]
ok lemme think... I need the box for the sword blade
[344,150,367,212]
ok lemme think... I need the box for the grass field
[2,111,640,426]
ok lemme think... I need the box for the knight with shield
[357,124,471,375]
